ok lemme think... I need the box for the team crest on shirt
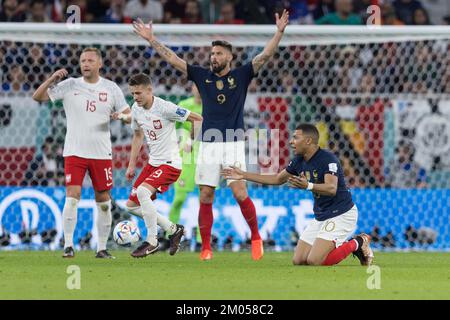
[313,170,319,181]
[153,120,162,129]
[227,76,236,89]
[216,80,224,90]
[65,174,71,183]
[305,171,311,181]
[99,92,108,102]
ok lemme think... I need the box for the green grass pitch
[1,251,449,299]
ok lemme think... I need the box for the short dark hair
[296,123,319,144]
[128,73,152,86]
[212,40,232,52]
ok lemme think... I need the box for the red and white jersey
[48,77,129,159]
[131,97,191,170]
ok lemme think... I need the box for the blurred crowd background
[1,0,449,191]
[0,0,449,26]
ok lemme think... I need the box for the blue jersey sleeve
[238,62,256,83]
[285,156,301,175]
[322,153,340,176]
[187,64,208,84]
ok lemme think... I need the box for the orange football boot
[199,249,213,261]
[251,239,264,260]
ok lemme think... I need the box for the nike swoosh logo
[205,79,212,83]
[74,92,80,95]
[106,182,113,187]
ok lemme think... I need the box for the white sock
[136,186,158,246]
[62,197,79,249]
[126,205,143,218]
[126,205,176,235]
[96,200,112,252]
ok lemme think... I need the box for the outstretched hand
[133,18,154,42]
[275,9,289,33]
[222,166,245,180]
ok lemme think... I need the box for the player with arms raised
[133,9,289,261]
[32,47,131,259]
[223,124,374,266]
[122,74,203,258]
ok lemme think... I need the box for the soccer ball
[113,220,141,246]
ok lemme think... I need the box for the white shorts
[300,205,358,248]
[195,141,247,187]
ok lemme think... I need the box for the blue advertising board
[0,187,448,250]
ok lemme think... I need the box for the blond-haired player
[33,47,131,259]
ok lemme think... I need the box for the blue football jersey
[286,148,354,221]
[187,62,255,142]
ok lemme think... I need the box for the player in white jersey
[119,73,202,258]
[32,47,131,259]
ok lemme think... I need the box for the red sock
[238,197,261,241]
[322,240,357,266]
[198,202,213,251]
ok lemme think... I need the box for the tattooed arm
[252,9,289,74]
[133,18,187,74]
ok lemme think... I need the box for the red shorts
[129,164,181,205]
[64,156,113,191]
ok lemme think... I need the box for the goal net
[0,24,449,251]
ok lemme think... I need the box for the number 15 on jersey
[86,100,97,112]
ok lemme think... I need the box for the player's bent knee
[200,193,214,203]
[306,257,323,266]
[136,185,153,202]
[125,204,139,211]
[126,200,138,208]
[199,187,215,203]
[292,258,308,266]
[95,191,110,203]
[66,188,81,200]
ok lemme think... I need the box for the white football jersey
[48,77,129,159]
[131,97,191,169]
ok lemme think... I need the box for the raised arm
[32,69,68,102]
[252,9,289,74]
[222,166,292,186]
[133,18,187,74]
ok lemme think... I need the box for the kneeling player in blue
[223,123,374,266]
